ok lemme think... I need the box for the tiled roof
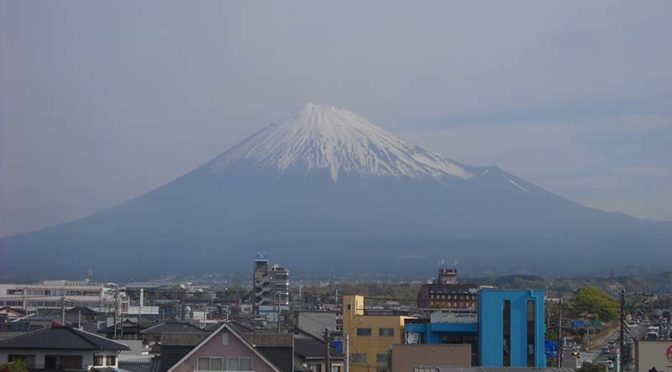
[0,325,130,350]
[141,321,205,336]
[242,332,293,347]
[294,338,343,360]
[160,333,208,346]
[256,346,293,372]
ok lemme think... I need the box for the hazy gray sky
[1,1,671,236]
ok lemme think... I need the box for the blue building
[478,289,546,367]
[403,289,546,367]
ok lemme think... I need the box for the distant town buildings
[0,262,558,371]
[417,266,479,310]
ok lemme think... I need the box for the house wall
[391,344,471,371]
[169,328,276,372]
[0,350,119,369]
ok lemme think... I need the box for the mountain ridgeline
[1,104,670,280]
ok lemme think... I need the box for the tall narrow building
[253,254,290,322]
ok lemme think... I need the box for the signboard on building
[636,341,672,372]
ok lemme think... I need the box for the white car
[598,360,615,369]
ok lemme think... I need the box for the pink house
[167,323,281,372]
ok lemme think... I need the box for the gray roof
[0,332,27,341]
[0,325,130,351]
[160,332,208,346]
[294,338,343,360]
[242,332,293,347]
[141,321,205,336]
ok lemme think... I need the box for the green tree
[0,359,28,372]
[570,286,619,321]
[577,362,606,372]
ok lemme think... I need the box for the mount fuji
[1,103,670,279]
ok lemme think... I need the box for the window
[198,357,224,371]
[105,356,116,366]
[378,328,394,336]
[94,356,104,366]
[221,334,229,345]
[351,354,367,363]
[213,359,224,370]
[503,300,511,367]
[45,355,82,370]
[227,357,252,371]
[527,299,536,366]
[376,353,387,364]
[356,328,372,336]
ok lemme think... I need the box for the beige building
[342,295,409,372]
[390,344,471,372]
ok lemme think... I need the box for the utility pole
[113,288,119,339]
[61,295,66,325]
[323,328,331,372]
[277,292,282,332]
[234,270,241,305]
[345,333,350,372]
[619,289,625,372]
[558,298,563,367]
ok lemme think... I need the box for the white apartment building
[0,280,111,312]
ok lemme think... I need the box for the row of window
[5,289,101,296]
[427,302,472,308]
[350,353,388,364]
[93,355,116,366]
[429,294,476,300]
[197,356,253,371]
[356,327,394,337]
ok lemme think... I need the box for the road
[561,323,650,370]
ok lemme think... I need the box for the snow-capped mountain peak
[210,103,475,181]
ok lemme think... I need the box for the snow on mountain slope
[209,103,476,182]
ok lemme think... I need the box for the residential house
[0,323,129,370]
[293,330,344,372]
[165,323,283,372]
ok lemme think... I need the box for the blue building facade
[478,289,546,367]
[403,289,546,367]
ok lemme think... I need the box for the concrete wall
[391,344,472,371]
